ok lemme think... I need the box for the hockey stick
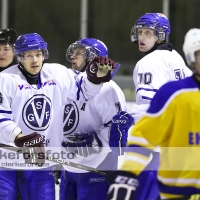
[111,63,120,79]
[0,143,106,176]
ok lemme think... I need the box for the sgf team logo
[63,101,79,134]
[22,94,52,130]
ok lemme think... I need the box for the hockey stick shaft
[0,143,106,176]
[111,63,120,79]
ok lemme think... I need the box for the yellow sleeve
[121,96,175,175]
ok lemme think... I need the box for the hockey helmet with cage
[66,38,108,62]
[14,33,49,61]
[0,28,18,45]
[130,13,170,43]
[183,28,200,66]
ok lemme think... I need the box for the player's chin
[72,67,81,71]
[0,60,7,67]
[71,64,78,70]
[138,46,147,52]
[72,66,77,70]
[30,68,41,75]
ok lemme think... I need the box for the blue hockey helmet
[130,13,170,42]
[66,38,108,62]
[14,33,49,61]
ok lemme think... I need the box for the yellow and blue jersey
[121,75,200,198]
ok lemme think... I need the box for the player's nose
[70,54,75,60]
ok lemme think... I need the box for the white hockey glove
[62,131,103,157]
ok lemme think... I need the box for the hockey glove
[106,170,138,200]
[109,111,134,156]
[86,56,116,84]
[14,132,45,167]
[62,131,103,157]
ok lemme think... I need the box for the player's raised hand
[86,56,117,84]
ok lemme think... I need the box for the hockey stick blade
[0,143,106,176]
[111,63,120,79]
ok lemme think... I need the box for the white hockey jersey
[62,80,127,173]
[129,48,192,123]
[0,63,102,169]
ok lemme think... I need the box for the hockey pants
[0,168,18,200]
[17,167,55,200]
[60,152,118,200]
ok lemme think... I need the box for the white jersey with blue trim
[129,49,192,123]
[0,63,102,169]
[62,80,127,173]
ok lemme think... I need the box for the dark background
[1,0,199,76]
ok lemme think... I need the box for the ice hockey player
[106,28,200,200]
[108,13,192,200]
[0,28,21,200]
[60,38,133,200]
[0,28,18,71]
[0,33,116,200]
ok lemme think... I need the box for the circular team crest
[22,94,52,131]
[63,101,79,134]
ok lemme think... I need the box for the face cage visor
[66,43,97,62]
[130,25,167,42]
